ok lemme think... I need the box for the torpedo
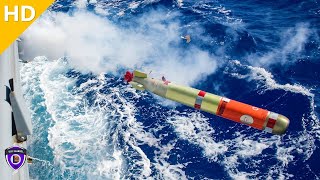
[124,70,289,135]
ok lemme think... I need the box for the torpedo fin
[133,70,147,78]
[129,81,145,91]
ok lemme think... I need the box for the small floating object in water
[181,35,191,43]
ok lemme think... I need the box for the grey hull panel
[0,40,32,180]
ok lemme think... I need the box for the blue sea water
[20,0,320,179]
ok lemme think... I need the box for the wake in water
[21,57,191,179]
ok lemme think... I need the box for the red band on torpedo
[266,118,276,128]
[194,91,206,109]
[217,101,228,115]
[198,91,206,97]
[194,104,201,109]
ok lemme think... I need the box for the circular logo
[11,155,21,165]
[240,115,254,124]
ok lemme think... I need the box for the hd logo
[0,0,54,54]
[4,5,35,22]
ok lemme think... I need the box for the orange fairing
[216,98,269,130]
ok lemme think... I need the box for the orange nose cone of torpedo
[215,98,289,135]
[272,115,290,135]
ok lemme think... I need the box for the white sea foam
[235,139,269,158]
[176,0,183,7]
[249,66,314,98]
[247,24,316,66]
[153,141,188,180]
[129,1,140,9]
[22,10,218,86]
[230,60,314,98]
[38,59,124,179]
[94,5,110,16]
[167,110,273,179]
[20,58,125,179]
[20,56,190,179]
[73,0,88,9]
[95,150,123,179]
[20,57,67,178]
[168,112,228,161]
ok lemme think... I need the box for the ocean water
[20,0,320,179]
